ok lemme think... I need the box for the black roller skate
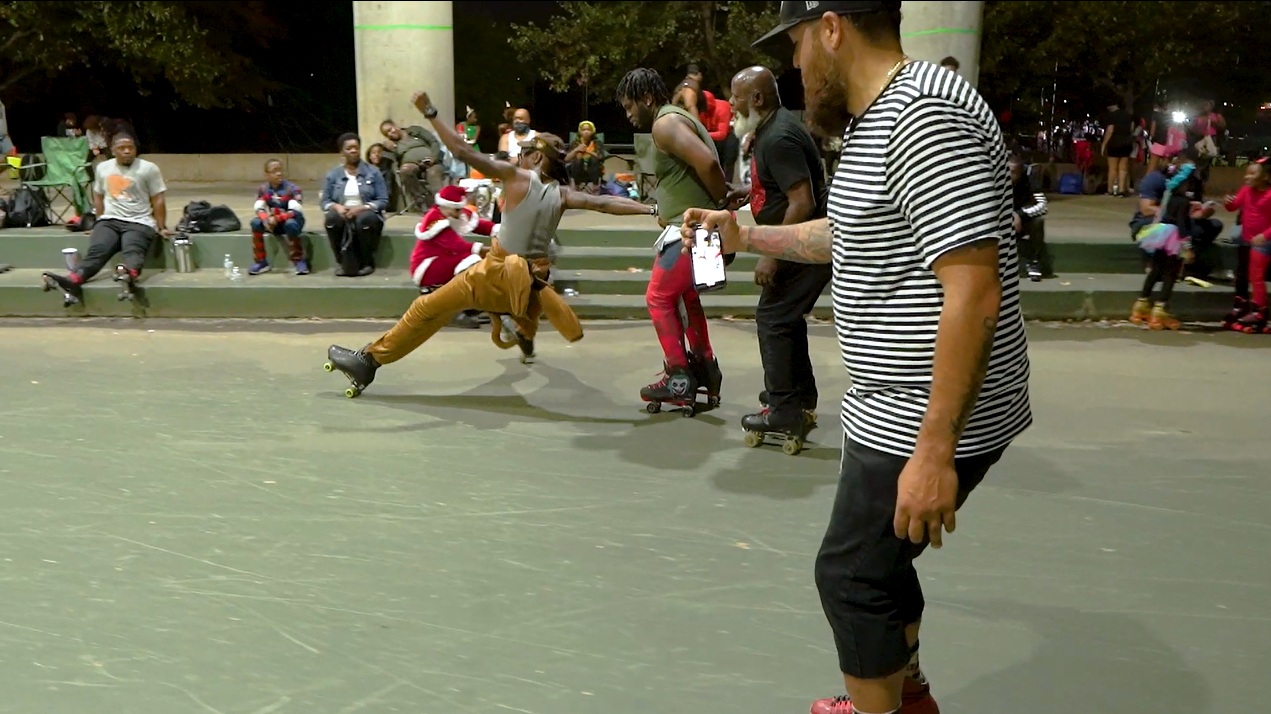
[1223,296,1249,331]
[500,315,536,364]
[324,344,380,398]
[741,408,809,456]
[114,264,137,302]
[690,353,723,410]
[41,271,83,307]
[1234,305,1269,335]
[1025,260,1043,283]
[451,310,489,330]
[758,389,818,429]
[641,363,699,417]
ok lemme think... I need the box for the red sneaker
[810,681,939,714]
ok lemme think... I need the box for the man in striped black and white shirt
[682,3,1032,713]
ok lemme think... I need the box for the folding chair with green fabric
[22,136,92,224]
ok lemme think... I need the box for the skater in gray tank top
[324,90,656,398]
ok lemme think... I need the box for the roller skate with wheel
[1222,296,1249,331]
[741,408,809,456]
[810,679,940,714]
[324,344,379,398]
[640,363,699,417]
[689,353,723,410]
[1148,303,1181,331]
[113,264,137,302]
[500,315,536,364]
[1129,297,1152,325]
[758,390,817,429]
[1234,304,1269,334]
[41,271,83,307]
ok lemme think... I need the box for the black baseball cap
[753,1,891,49]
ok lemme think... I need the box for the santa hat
[435,185,468,209]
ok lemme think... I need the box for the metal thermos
[62,247,81,271]
[171,239,194,273]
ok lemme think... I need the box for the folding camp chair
[21,136,92,224]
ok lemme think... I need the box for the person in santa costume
[411,184,500,328]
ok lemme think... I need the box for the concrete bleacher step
[0,267,1236,322]
[0,226,1174,275]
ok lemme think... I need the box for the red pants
[1252,247,1270,308]
[646,247,713,368]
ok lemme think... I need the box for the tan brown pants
[365,247,582,365]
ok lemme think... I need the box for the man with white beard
[729,65,830,442]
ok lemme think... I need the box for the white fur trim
[412,257,437,285]
[434,195,467,209]
[470,241,483,255]
[491,223,500,236]
[454,254,481,275]
[451,211,479,235]
[416,217,449,241]
[253,199,266,212]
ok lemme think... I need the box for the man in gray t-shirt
[42,132,172,305]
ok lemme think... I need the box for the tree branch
[0,30,30,57]
[0,66,37,94]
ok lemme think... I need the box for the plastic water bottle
[223,254,233,279]
[230,266,244,283]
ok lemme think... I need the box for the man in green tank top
[617,68,729,413]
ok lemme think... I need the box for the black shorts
[814,438,1006,679]
[1106,144,1133,158]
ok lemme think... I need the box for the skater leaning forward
[43,132,173,305]
[326,89,656,397]
[615,68,730,411]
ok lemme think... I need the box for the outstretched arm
[412,92,518,183]
[561,187,658,216]
[739,219,833,263]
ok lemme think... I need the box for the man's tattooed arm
[914,239,1003,460]
[739,218,833,264]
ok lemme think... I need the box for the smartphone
[691,227,727,293]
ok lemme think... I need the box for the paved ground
[1,319,1268,714]
[1,177,1205,241]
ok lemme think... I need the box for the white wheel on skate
[646,402,661,414]
[324,362,334,372]
[680,405,696,418]
[782,438,803,456]
[744,431,763,448]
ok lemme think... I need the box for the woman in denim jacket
[321,133,390,276]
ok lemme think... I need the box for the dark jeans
[398,161,445,210]
[77,218,156,281]
[568,159,602,187]
[325,209,384,273]
[756,260,832,418]
[1017,217,1052,276]
[815,438,1007,679]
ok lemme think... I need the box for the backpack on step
[4,187,50,227]
[179,200,242,233]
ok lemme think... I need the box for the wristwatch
[423,105,438,119]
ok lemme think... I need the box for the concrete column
[352,1,454,150]
[900,1,984,88]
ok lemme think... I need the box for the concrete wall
[353,1,454,150]
[901,1,984,87]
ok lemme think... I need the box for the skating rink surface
[1,319,1268,714]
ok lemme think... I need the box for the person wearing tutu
[1130,159,1210,330]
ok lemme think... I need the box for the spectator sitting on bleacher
[566,121,606,193]
[1132,147,1223,279]
[321,133,389,277]
[380,119,445,210]
[1009,155,1050,282]
[249,158,308,276]
[411,184,498,328]
[41,132,172,306]
[83,116,109,164]
[500,108,537,162]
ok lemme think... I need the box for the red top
[1225,185,1271,243]
[697,90,733,142]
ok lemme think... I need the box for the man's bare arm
[150,193,167,231]
[913,239,1002,461]
[412,93,518,183]
[738,218,833,264]
[561,187,656,216]
[652,114,727,204]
